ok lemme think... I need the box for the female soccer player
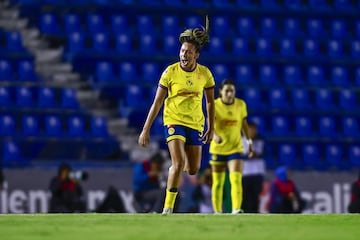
[209,79,254,214]
[138,16,215,214]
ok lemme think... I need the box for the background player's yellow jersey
[159,62,215,132]
[210,98,248,155]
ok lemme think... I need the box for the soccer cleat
[162,208,173,214]
[231,209,244,214]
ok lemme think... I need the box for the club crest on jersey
[186,79,193,86]
[168,127,175,135]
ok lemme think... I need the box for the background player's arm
[202,87,215,144]
[241,118,254,158]
[138,86,167,147]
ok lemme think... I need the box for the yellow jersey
[159,62,215,132]
[209,98,248,155]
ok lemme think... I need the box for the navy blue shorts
[164,125,203,146]
[209,153,245,165]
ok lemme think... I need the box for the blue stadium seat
[68,32,85,52]
[90,115,109,138]
[185,15,202,28]
[280,38,296,57]
[111,14,128,34]
[0,115,15,136]
[349,145,360,167]
[295,116,313,137]
[356,68,360,86]
[326,144,343,169]
[309,0,329,9]
[235,64,253,85]
[236,0,254,8]
[269,88,288,109]
[243,88,262,109]
[92,33,109,51]
[61,88,79,109]
[283,18,301,37]
[278,143,298,167]
[237,17,254,36]
[307,19,324,38]
[18,60,37,81]
[232,37,249,56]
[38,87,55,108]
[331,20,348,39]
[291,89,310,110]
[115,33,131,53]
[248,115,266,135]
[162,15,179,35]
[87,13,105,34]
[271,116,289,137]
[303,39,320,58]
[40,13,59,34]
[119,62,137,82]
[339,89,356,110]
[22,115,39,136]
[315,88,334,110]
[356,21,360,39]
[151,114,164,136]
[2,141,22,164]
[16,87,33,108]
[327,40,344,58]
[302,144,323,169]
[142,62,160,83]
[68,115,85,137]
[331,66,349,86]
[334,0,352,9]
[6,32,23,51]
[342,117,359,138]
[125,85,145,108]
[261,17,277,37]
[0,87,10,107]
[209,36,224,55]
[318,116,337,137]
[256,38,272,56]
[212,64,229,84]
[213,16,230,36]
[283,65,303,85]
[307,66,325,85]
[163,35,177,54]
[187,0,208,7]
[96,62,114,82]
[285,0,301,9]
[259,65,278,85]
[137,15,154,34]
[64,13,81,33]
[260,0,279,9]
[0,60,12,81]
[351,40,360,59]
[139,34,156,54]
[164,0,182,6]
[45,115,62,137]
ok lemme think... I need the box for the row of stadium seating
[0,60,38,82]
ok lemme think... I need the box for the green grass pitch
[0,214,359,240]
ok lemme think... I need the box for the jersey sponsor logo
[221,119,238,126]
[177,89,200,98]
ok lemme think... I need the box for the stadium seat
[318,116,337,137]
[327,40,344,58]
[111,14,129,34]
[212,64,230,84]
[291,89,310,110]
[248,115,266,135]
[308,0,330,9]
[137,15,154,34]
[284,0,301,9]
[256,38,273,56]
[45,115,62,137]
[163,35,177,54]
[278,144,298,167]
[307,66,325,85]
[68,116,85,137]
[331,20,348,39]
[64,13,81,33]
[326,144,343,169]
[271,116,289,137]
[307,19,324,38]
[38,87,55,108]
[164,0,182,6]
[139,34,156,54]
[40,13,59,34]
[331,66,349,86]
[342,117,359,138]
[303,39,320,58]
[356,21,360,39]
[243,88,263,109]
[295,116,313,137]
[87,13,105,34]
[0,115,15,136]
[90,115,109,138]
[22,115,39,136]
[351,40,360,59]
[260,0,279,9]
[16,87,33,108]
[92,33,109,51]
[334,0,352,9]
[339,89,356,110]
[236,0,254,8]
[235,64,253,85]
[68,32,85,52]
[280,38,296,57]
[213,16,230,36]
[18,60,37,81]
[61,88,79,109]
[6,32,23,51]
[2,141,22,164]
[142,62,160,83]
[96,62,114,82]
[125,85,145,108]
[315,88,334,110]
[0,87,10,107]
[209,36,225,55]
[151,114,164,136]
[260,17,277,37]
[283,18,301,37]
[349,145,360,167]
[269,88,288,109]
[115,33,132,54]
[283,65,303,85]
[259,65,278,85]
[162,15,179,35]
[232,37,249,56]
[119,62,137,82]
[0,60,12,81]
[302,144,323,169]
[237,17,254,36]
[185,15,202,28]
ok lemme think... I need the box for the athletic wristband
[246,139,253,145]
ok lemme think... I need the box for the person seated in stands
[348,170,360,213]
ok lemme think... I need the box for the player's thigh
[211,162,227,172]
[228,159,244,173]
[184,145,202,170]
[167,139,186,164]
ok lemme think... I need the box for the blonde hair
[179,15,210,51]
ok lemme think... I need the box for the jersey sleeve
[204,68,215,89]
[159,67,170,89]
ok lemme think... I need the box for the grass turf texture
[0,214,359,240]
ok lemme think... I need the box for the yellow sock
[229,171,243,211]
[164,190,178,210]
[211,171,225,213]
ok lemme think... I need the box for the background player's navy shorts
[164,125,203,145]
[209,153,245,165]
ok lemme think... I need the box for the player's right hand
[213,134,222,144]
[138,130,150,147]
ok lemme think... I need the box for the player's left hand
[248,144,255,158]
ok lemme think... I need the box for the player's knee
[187,167,199,175]
[171,162,185,174]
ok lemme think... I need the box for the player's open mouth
[181,59,189,65]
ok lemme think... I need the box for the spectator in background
[191,167,213,213]
[269,166,305,213]
[242,122,266,213]
[49,163,86,213]
[348,170,360,213]
[133,152,167,213]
